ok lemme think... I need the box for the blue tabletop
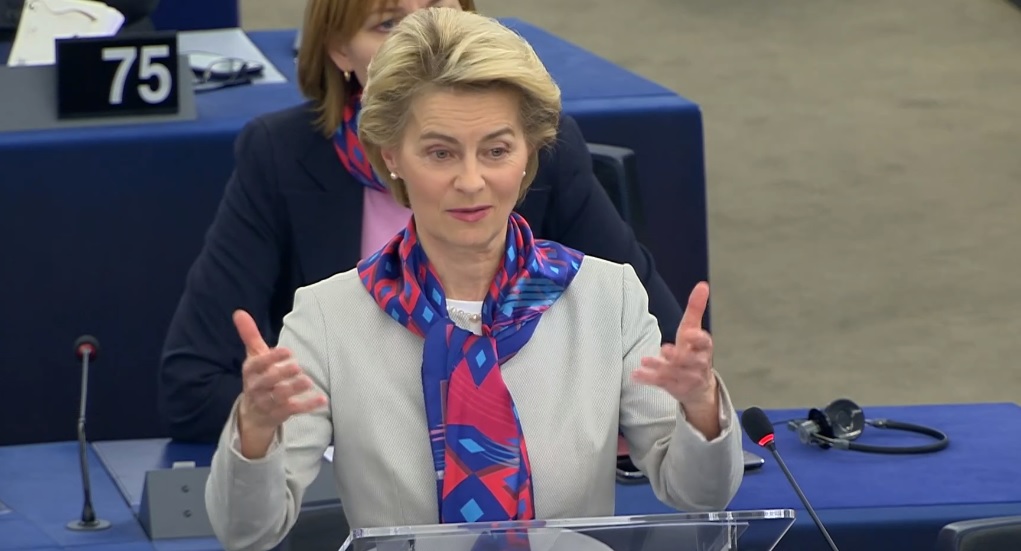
[0,443,154,550]
[621,402,1021,512]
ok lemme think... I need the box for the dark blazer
[159,103,682,443]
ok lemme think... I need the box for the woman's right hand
[232,310,327,458]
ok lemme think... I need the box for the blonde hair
[297,0,477,136]
[358,8,562,207]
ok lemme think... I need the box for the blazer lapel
[285,137,366,285]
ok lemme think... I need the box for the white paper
[7,0,125,67]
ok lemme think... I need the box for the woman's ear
[380,147,400,177]
[327,42,354,74]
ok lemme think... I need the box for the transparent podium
[338,510,796,551]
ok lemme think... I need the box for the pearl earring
[343,71,351,82]
[390,172,398,180]
[522,170,527,177]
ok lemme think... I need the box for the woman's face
[328,0,464,85]
[379,88,530,256]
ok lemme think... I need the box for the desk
[85,403,1021,551]
[618,403,1021,550]
[0,22,706,447]
[0,443,154,550]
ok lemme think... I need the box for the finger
[678,282,710,332]
[644,350,711,375]
[242,348,292,378]
[248,361,301,393]
[640,355,674,371]
[234,310,270,356]
[678,329,712,351]
[631,366,671,387]
[285,391,329,415]
[271,373,315,400]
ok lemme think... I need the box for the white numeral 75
[101,45,173,106]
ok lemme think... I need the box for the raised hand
[633,282,717,407]
[233,310,327,443]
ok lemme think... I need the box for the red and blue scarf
[358,213,584,523]
[333,91,388,192]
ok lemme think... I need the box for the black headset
[787,398,949,455]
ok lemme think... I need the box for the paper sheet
[7,0,124,67]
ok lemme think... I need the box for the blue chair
[935,516,1021,551]
[151,0,239,31]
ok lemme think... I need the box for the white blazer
[205,257,745,551]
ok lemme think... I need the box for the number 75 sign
[55,32,180,120]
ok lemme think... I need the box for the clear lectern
[338,510,796,551]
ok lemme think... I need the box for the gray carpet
[241,0,1021,410]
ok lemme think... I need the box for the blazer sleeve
[159,117,286,443]
[617,264,744,512]
[205,286,334,551]
[545,115,683,342]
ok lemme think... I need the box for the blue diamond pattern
[474,349,487,367]
[422,308,434,323]
[431,288,442,304]
[460,438,484,453]
[460,499,483,523]
[507,246,516,261]
[389,309,400,321]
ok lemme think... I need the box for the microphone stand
[67,340,110,531]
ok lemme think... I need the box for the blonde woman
[159,0,683,445]
[204,8,743,551]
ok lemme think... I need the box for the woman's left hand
[633,281,718,408]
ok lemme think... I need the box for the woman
[158,0,683,444]
[204,9,743,551]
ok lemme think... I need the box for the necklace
[446,306,481,324]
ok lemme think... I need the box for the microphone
[741,407,839,551]
[66,335,111,532]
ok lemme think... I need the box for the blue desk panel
[0,23,707,447]
[89,403,1021,551]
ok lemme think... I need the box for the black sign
[55,32,180,120]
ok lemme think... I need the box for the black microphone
[66,335,111,532]
[741,407,839,551]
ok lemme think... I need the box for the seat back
[935,516,1021,551]
[587,143,645,238]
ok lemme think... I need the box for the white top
[445,299,483,334]
[204,257,745,551]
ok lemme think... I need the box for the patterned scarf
[358,213,584,523]
[333,90,388,192]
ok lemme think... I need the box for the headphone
[787,398,949,454]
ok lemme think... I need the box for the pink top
[360,188,413,259]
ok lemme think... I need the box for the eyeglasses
[191,57,255,94]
